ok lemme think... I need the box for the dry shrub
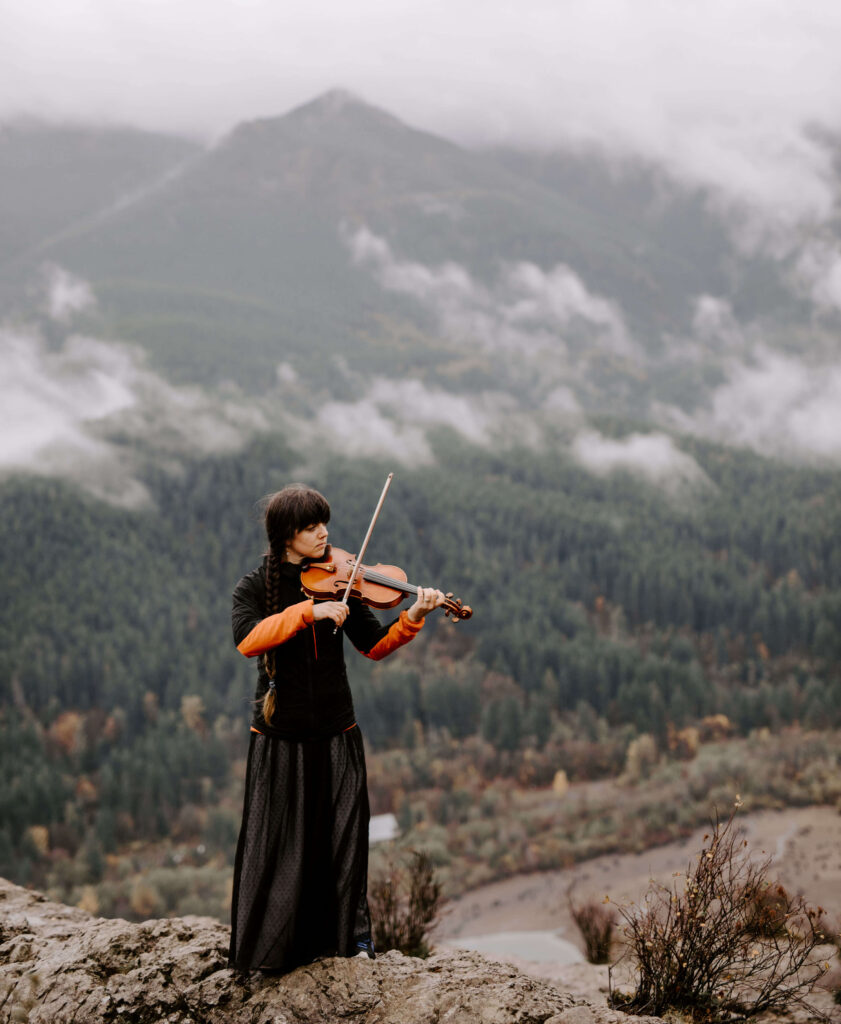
[569,894,616,964]
[743,881,792,938]
[610,807,831,1021]
[369,850,443,958]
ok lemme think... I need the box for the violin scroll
[443,592,472,621]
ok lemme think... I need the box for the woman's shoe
[353,936,376,960]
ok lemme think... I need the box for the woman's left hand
[407,587,447,622]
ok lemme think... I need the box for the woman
[228,483,444,973]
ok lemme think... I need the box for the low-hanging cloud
[313,377,521,462]
[571,429,711,494]
[794,242,841,313]
[43,263,96,322]
[660,346,841,462]
[346,225,637,366]
[4,0,841,245]
[505,262,634,356]
[0,326,269,506]
[1,316,715,505]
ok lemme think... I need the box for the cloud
[3,257,552,502]
[505,262,634,356]
[0,329,135,464]
[691,296,745,349]
[0,297,541,502]
[314,400,433,464]
[0,326,268,506]
[794,242,841,313]
[0,314,708,505]
[313,377,519,462]
[571,429,711,493]
[4,0,840,241]
[42,264,96,322]
[660,347,841,462]
[346,225,636,367]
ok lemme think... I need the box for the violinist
[228,483,445,974]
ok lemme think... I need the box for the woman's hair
[260,484,330,724]
[262,484,331,557]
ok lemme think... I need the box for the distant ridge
[284,87,410,130]
[217,85,437,159]
[0,87,803,397]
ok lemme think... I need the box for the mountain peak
[220,89,414,152]
[282,87,409,134]
[300,87,367,115]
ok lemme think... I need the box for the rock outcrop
[0,878,663,1024]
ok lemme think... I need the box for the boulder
[0,878,663,1024]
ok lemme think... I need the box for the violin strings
[356,567,417,594]
[340,561,457,605]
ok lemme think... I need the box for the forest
[2,424,841,916]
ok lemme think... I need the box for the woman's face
[285,522,329,563]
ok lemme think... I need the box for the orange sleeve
[236,600,315,657]
[363,609,424,661]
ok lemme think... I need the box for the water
[445,929,583,965]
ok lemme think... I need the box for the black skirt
[228,725,372,972]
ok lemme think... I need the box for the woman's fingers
[313,601,350,625]
[420,587,446,608]
[331,602,350,625]
[411,587,446,617]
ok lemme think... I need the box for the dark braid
[261,546,281,724]
[257,484,331,726]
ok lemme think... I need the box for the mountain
[0,119,200,270]
[0,90,799,404]
[3,93,841,930]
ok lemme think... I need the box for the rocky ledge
[0,878,663,1024]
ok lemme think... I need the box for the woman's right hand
[312,601,350,627]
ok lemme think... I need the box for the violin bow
[333,472,394,632]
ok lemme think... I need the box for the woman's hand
[312,601,350,627]
[407,587,446,623]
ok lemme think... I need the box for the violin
[300,546,472,622]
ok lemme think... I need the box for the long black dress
[228,557,422,972]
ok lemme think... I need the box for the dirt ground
[435,804,841,1017]
[437,805,841,941]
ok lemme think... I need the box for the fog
[43,263,96,322]
[0,321,545,503]
[0,317,269,506]
[662,347,841,463]
[347,225,636,372]
[5,2,841,236]
[571,430,712,494]
[0,267,538,503]
[1,263,702,505]
[7,208,840,510]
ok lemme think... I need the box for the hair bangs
[291,488,331,533]
[262,484,331,552]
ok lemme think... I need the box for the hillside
[2,431,841,911]
[2,91,841,934]
[2,90,826,413]
[0,120,200,273]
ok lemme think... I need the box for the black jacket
[232,559,397,739]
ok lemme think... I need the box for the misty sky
[5,0,841,228]
[5,0,841,500]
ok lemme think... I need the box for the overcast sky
[4,0,841,228]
